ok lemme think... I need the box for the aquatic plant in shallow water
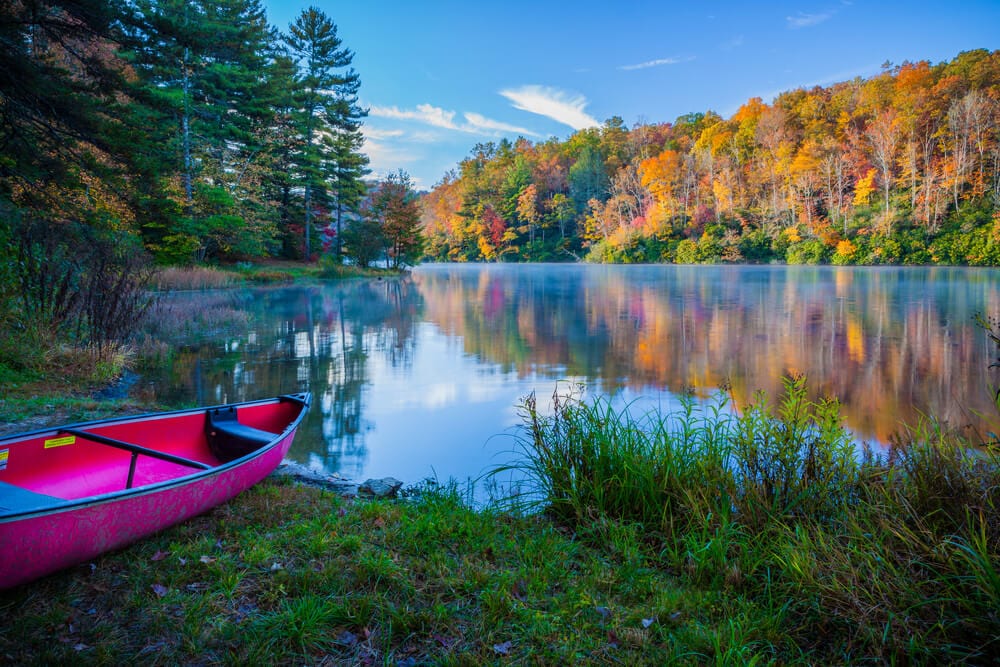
[492,375,1000,662]
[494,375,861,533]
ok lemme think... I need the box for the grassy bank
[151,261,402,291]
[2,377,998,663]
[0,262,404,427]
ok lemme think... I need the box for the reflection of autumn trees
[145,279,424,476]
[414,265,1000,443]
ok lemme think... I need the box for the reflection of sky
[357,323,544,485]
[348,322,722,488]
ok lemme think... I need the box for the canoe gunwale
[0,393,310,523]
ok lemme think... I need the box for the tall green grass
[493,376,1000,662]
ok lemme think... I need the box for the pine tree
[0,0,131,209]
[284,7,366,259]
[324,128,370,260]
[127,0,278,260]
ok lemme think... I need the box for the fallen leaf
[607,629,620,648]
[595,606,612,620]
[151,583,168,598]
[372,516,385,529]
[73,644,90,652]
[177,557,187,566]
[492,641,513,656]
[150,550,169,562]
[269,562,283,571]
[641,617,655,628]
[199,555,216,564]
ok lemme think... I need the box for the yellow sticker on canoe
[0,449,7,470]
[44,436,76,448]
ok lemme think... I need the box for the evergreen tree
[0,0,131,211]
[127,0,278,261]
[284,6,366,259]
[324,129,370,260]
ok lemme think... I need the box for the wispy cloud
[369,103,458,129]
[618,56,694,71]
[499,85,599,130]
[363,128,405,141]
[368,103,539,137]
[786,10,834,29]
[463,112,538,136]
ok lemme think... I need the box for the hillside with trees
[421,50,1000,266]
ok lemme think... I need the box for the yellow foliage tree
[853,168,877,207]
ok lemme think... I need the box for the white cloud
[720,35,744,51]
[369,103,459,129]
[499,85,599,130]
[363,127,405,141]
[368,104,539,137]
[618,56,694,71]
[786,11,834,28]
[463,112,539,137]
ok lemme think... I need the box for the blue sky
[262,1,1000,190]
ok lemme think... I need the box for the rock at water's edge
[358,477,403,499]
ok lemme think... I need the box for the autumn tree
[349,171,424,269]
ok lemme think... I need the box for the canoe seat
[205,406,278,463]
[0,481,61,514]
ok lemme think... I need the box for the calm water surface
[143,264,1000,485]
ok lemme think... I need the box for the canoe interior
[0,399,302,504]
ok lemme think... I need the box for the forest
[421,50,1000,266]
[4,2,1000,320]
[0,0,428,270]
[2,0,431,364]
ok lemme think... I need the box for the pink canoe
[0,393,310,589]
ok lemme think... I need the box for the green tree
[0,0,132,211]
[284,6,366,259]
[568,144,609,211]
[127,0,278,260]
[322,125,370,261]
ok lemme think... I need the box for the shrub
[786,239,828,264]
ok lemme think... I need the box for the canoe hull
[0,394,309,589]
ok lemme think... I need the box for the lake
[143,264,1000,486]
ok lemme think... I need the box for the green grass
[2,377,997,663]
[0,480,745,665]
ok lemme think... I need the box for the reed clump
[496,375,1000,662]
[151,266,240,291]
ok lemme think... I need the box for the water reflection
[143,265,1000,484]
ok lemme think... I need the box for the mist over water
[142,264,1000,485]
